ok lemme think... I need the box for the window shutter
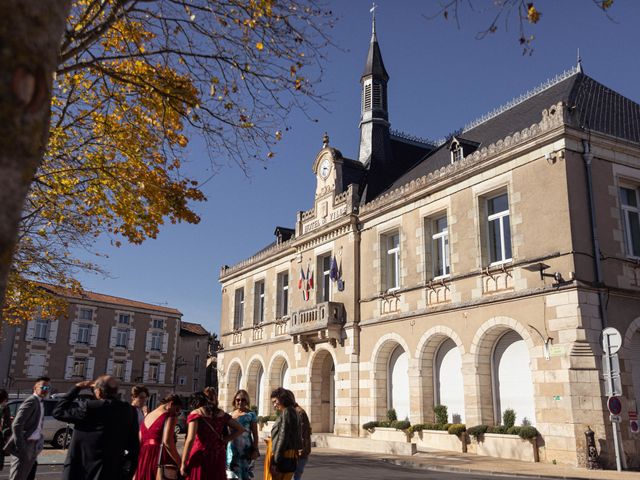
[143,362,149,382]
[27,354,45,378]
[25,321,36,341]
[64,356,74,380]
[48,320,58,343]
[106,358,114,375]
[158,363,166,384]
[86,357,95,379]
[69,322,79,344]
[161,333,168,354]
[109,327,117,348]
[125,360,133,382]
[145,332,151,351]
[127,328,136,350]
[89,325,99,347]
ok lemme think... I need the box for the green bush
[362,421,378,432]
[257,414,278,426]
[390,420,411,430]
[506,426,521,435]
[503,409,516,429]
[250,405,259,415]
[447,424,467,436]
[387,409,398,422]
[467,425,488,440]
[518,426,539,440]
[488,425,508,434]
[433,405,448,425]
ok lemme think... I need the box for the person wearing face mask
[4,377,50,480]
[53,375,140,480]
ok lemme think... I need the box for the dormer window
[451,142,463,163]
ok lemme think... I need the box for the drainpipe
[582,139,624,471]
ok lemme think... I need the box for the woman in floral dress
[226,389,260,479]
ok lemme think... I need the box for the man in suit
[4,376,50,480]
[53,375,139,480]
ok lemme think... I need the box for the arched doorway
[256,365,266,415]
[309,350,335,433]
[246,359,265,413]
[434,338,465,423]
[492,331,536,425]
[388,345,410,420]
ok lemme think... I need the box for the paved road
[0,451,546,480]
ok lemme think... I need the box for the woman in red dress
[135,394,183,480]
[180,391,243,479]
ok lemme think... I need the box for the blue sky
[75,0,640,334]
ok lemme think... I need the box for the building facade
[217,23,640,467]
[175,321,210,396]
[0,285,181,407]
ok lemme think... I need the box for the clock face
[319,159,331,179]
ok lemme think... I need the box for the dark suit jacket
[53,387,139,480]
[4,395,41,455]
[270,407,301,465]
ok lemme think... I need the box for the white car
[7,398,73,449]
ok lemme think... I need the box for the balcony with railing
[289,301,345,350]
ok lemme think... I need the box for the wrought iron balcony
[289,301,345,350]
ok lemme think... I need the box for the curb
[381,457,589,480]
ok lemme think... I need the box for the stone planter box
[471,433,539,462]
[369,427,412,443]
[259,421,275,439]
[413,430,465,453]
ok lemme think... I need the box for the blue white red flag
[329,255,339,281]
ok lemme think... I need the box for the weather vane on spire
[577,48,583,73]
[370,2,377,37]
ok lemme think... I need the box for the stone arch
[621,317,640,408]
[223,359,244,411]
[267,351,292,392]
[415,326,465,424]
[370,333,411,421]
[245,356,266,412]
[308,346,336,433]
[469,317,536,425]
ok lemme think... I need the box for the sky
[74,0,640,335]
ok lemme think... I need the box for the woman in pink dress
[135,394,183,480]
[180,391,243,479]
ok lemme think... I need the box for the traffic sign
[602,327,622,355]
[631,420,639,433]
[603,354,622,397]
[608,396,622,416]
[610,414,621,423]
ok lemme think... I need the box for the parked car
[7,398,73,449]
[174,409,188,435]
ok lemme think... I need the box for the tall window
[151,332,162,351]
[113,361,125,379]
[77,324,91,344]
[152,318,164,329]
[118,313,130,325]
[317,253,332,302]
[234,288,245,330]
[487,193,512,264]
[80,308,93,321]
[253,280,265,325]
[34,319,50,341]
[620,186,640,257]
[277,271,289,318]
[149,364,159,382]
[383,232,400,291]
[116,328,128,348]
[73,358,87,378]
[432,216,450,278]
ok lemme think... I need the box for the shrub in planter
[433,405,448,425]
[447,424,466,436]
[503,409,516,429]
[488,425,508,434]
[390,420,411,431]
[387,409,398,422]
[518,426,538,440]
[467,425,488,441]
[506,426,522,435]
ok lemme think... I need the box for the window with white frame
[116,328,128,348]
[152,318,164,329]
[113,361,125,379]
[77,323,91,344]
[118,313,130,325]
[73,358,87,378]
[317,253,332,302]
[80,308,93,321]
[451,144,463,163]
[383,232,400,291]
[253,280,265,325]
[149,364,159,382]
[487,193,512,264]
[432,216,450,278]
[150,332,162,351]
[276,271,289,318]
[233,288,244,330]
[33,318,50,341]
[620,186,640,258]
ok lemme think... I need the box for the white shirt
[27,397,44,441]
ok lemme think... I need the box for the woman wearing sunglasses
[226,389,259,479]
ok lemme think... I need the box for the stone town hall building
[217,21,640,467]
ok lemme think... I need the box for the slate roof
[363,31,389,81]
[180,321,209,336]
[36,282,182,315]
[383,72,640,193]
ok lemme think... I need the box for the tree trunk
[0,1,70,313]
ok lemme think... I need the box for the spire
[362,2,388,81]
[577,48,583,73]
[371,2,377,40]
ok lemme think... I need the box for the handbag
[276,449,298,473]
[156,417,180,480]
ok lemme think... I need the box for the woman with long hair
[264,388,301,480]
[135,393,182,480]
[226,389,259,479]
[180,390,243,479]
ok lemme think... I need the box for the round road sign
[602,327,622,355]
[607,396,622,416]
[631,420,639,433]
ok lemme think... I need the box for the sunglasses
[235,398,248,403]
[40,386,50,391]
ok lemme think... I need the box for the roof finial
[370,2,377,40]
[322,132,329,148]
[577,48,583,73]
